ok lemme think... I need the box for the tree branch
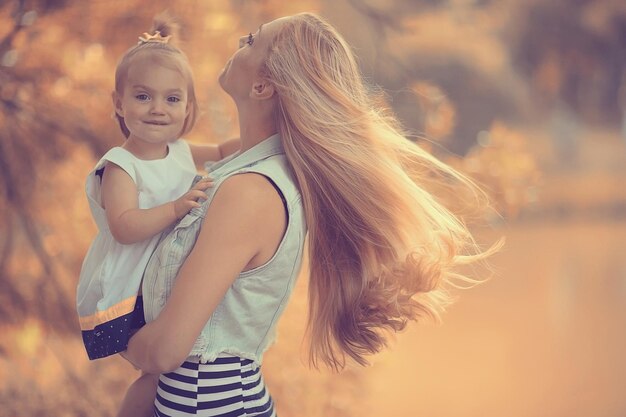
[0,0,26,55]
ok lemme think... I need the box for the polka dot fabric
[81,296,146,360]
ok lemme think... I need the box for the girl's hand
[173,178,213,219]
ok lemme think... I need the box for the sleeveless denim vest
[141,134,306,365]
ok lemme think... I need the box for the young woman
[122,12,501,417]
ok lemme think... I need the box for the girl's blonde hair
[113,12,198,139]
[261,13,503,370]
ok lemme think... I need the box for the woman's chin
[217,64,230,89]
[221,59,232,74]
[217,73,228,92]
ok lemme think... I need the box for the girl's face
[114,58,189,146]
[218,16,289,100]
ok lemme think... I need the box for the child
[75,14,239,417]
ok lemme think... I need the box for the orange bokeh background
[1,0,625,416]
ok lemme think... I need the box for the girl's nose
[150,99,166,114]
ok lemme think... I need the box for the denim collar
[204,133,283,178]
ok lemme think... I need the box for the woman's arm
[188,137,241,169]
[102,164,212,244]
[123,173,286,373]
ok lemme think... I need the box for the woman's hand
[120,350,140,370]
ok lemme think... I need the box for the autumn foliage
[1,0,625,416]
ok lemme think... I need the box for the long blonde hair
[262,13,503,370]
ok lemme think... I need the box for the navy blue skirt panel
[154,355,276,417]
[81,296,146,360]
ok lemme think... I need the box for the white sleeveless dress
[76,139,197,360]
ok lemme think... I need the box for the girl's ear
[112,91,123,116]
[249,79,275,100]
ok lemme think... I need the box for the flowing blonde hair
[261,13,503,370]
[113,12,198,139]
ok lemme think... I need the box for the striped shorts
[154,355,277,417]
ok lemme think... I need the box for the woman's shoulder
[199,172,287,270]
[217,173,284,212]
[205,173,286,238]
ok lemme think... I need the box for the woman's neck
[236,101,278,153]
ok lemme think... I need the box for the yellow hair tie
[138,30,171,45]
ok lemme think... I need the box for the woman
[122,12,501,417]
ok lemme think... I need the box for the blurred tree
[506,0,626,124]
[325,0,528,155]
[0,0,101,328]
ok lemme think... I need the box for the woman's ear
[112,91,123,116]
[249,80,275,100]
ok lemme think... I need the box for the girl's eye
[167,96,181,103]
[246,32,254,46]
[136,93,149,101]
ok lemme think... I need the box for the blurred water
[361,220,626,417]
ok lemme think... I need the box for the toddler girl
[76,14,239,417]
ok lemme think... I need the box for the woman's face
[218,16,289,100]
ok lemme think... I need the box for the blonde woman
[122,12,501,417]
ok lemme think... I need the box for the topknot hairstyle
[146,11,180,44]
[113,11,198,139]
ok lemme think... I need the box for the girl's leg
[116,371,159,417]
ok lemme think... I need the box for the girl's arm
[188,137,241,170]
[102,163,212,245]
[122,173,286,373]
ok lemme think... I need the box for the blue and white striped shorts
[154,355,277,417]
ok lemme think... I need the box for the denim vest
[142,134,306,365]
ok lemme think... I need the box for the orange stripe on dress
[78,296,138,330]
